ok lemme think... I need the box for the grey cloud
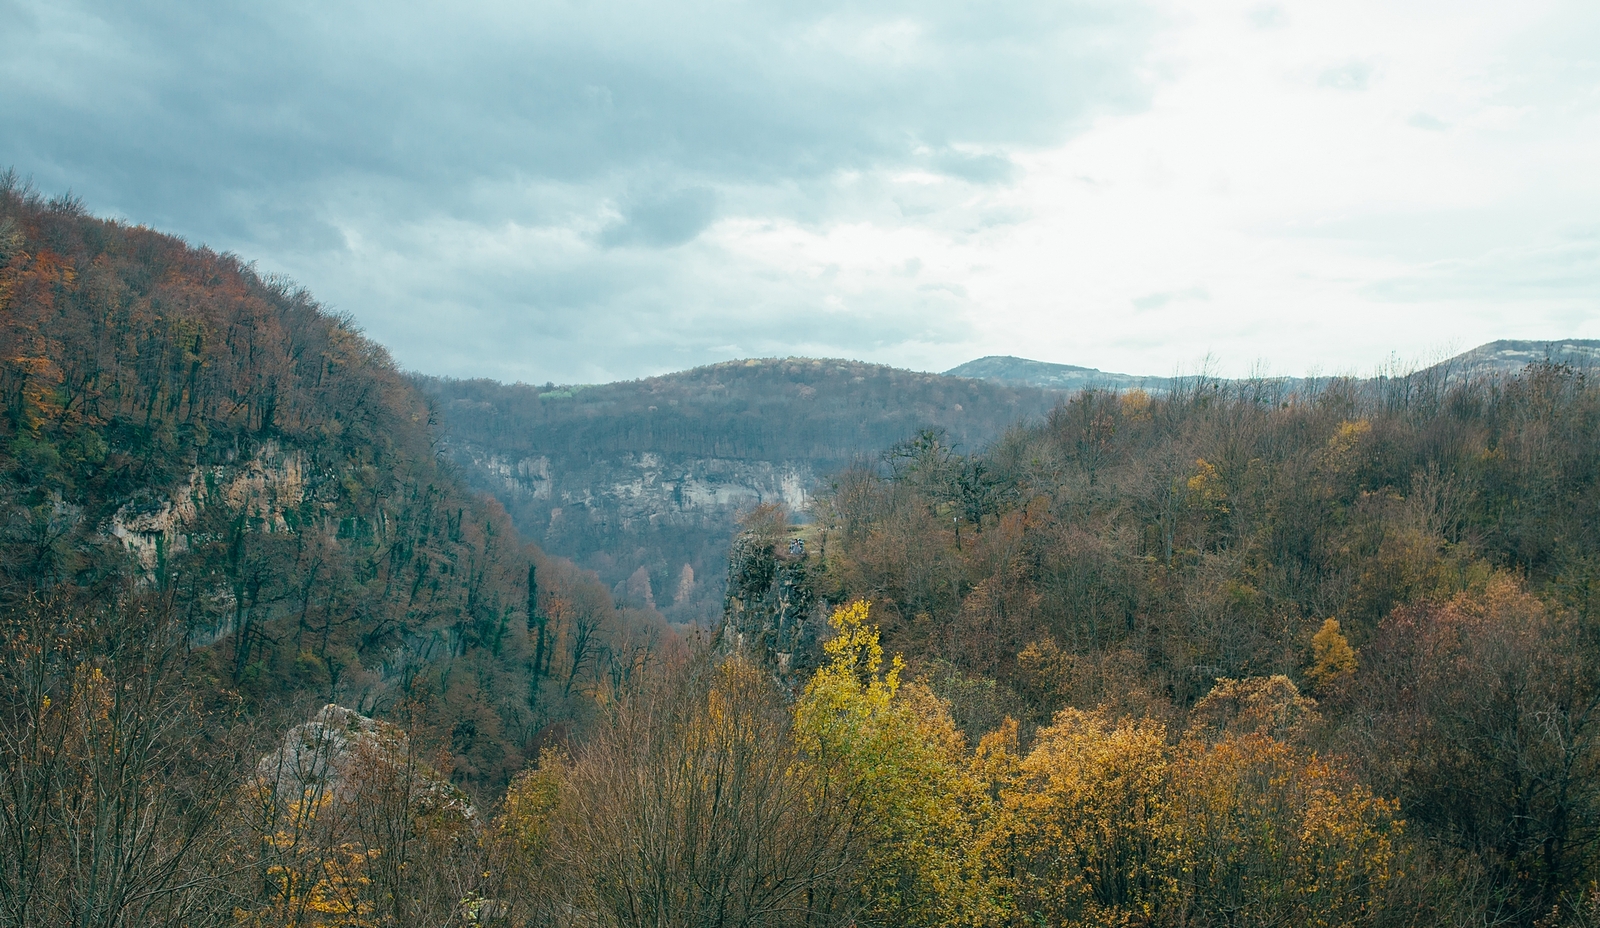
[600,187,718,249]
[2,0,1153,224]
[929,149,1017,184]
[1407,112,1449,131]
[0,0,1156,381]
[1133,287,1210,311]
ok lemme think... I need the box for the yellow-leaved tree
[1307,618,1358,692]
[1160,732,1399,928]
[793,601,988,927]
[974,676,1400,928]
[981,709,1169,927]
[1161,675,1399,927]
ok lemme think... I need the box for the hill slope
[0,177,662,788]
[418,358,1058,620]
[944,355,1173,392]
[1425,338,1600,379]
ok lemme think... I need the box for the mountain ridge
[942,339,1600,392]
[430,338,1600,625]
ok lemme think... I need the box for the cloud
[1407,112,1449,131]
[1248,6,1288,29]
[1132,287,1210,311]
[0,0,1154,380]
[3,0,1598,383]
[1317,61,1375,91]
[929,149,1017,185]
[1362,226,1600,303]
[600,187,719,249]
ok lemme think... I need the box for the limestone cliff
[418,358,1061,622]
[452,444,819,622]
[109,441,307,579]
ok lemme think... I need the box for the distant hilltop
[946,339,1600,392]
[943,356,1172,392]
[1428,339,1600,380]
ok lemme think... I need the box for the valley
[4,175,1599,927]
[425,339,1599,626]
[418,359,1057,622]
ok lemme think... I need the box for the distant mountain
[944,356,1172,392]
[1425,339,1600,380]
[948,340,1600,392]
[418,358,1058,622]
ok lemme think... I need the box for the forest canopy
[780,362,1600,925]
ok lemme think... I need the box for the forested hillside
[419,361,1056,621]
[0,172,669,784]
[944,354,1173,392]
[723,365,1598,924]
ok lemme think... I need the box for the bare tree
[0,593,243,928]
[547,656,855,928]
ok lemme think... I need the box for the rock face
[255,704,475,821]
[469,450,812,544]
[720,530,826,688]
[455,447,817,622]
[108,441,306,579]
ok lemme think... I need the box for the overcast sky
[4,0,1597,383]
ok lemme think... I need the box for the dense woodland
[0,176,676,924]
[2,174,1598,928]
[789,364,1600,925]
[421,361,1053,466]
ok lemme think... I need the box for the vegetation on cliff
[0,175,675,925]
[417,360,1058,623]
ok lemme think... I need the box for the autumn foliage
[788,362,1600,925]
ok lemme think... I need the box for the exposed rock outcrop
[108,441,307,578]
[460,448,817,621]
[255,703,475,822]
[721,529,825,688]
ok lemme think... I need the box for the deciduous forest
[3,173,1598,928]
[791,365,1600,925]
